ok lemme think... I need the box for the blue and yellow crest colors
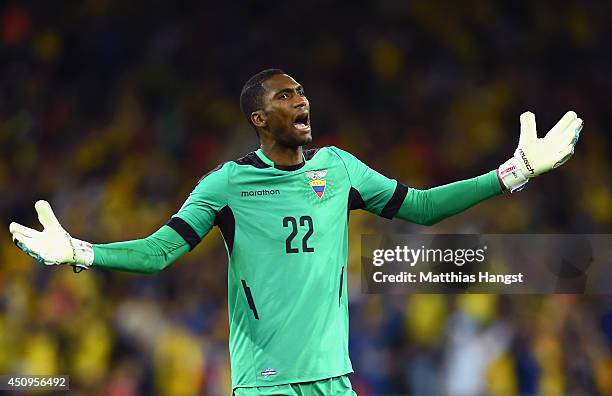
[305,170,327,199]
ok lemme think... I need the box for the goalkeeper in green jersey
[9,69,582,395]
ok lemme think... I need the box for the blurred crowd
[1,1,611,395]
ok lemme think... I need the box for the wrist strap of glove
[69,237,94,273]
[498,157,529,193]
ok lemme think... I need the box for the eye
[278,92,290,100]
[297,88,305,96]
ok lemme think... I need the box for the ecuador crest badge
[305,170,327,199]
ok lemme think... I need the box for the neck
[260,141,303,166]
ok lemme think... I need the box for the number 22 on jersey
[282,216,314,254]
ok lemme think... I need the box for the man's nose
[293,96,307,108]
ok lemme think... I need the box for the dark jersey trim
[241,280,260,320]
[348,187,365,210]
[338,266,344,306]
[380,182,409,219]
[234,152,270,169]
[198,162,225,183]
[166,217,201,251]
[214,206,235,255]
[347,187,365,221]
[275,162,305,171]
[275,148,320,169]
[233,148,321,171]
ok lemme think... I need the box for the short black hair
[240,68,285,131]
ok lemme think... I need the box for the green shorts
[233,375,356,396]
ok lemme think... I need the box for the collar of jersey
[255,149,306,171]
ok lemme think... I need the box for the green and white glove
[498,111,583,192]
[9,200,94,271]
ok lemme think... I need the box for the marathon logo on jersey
[305,170,327,199]
[241,189,281,197]
[261,368,278,377]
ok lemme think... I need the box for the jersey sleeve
[395,170,502,226]
[329,146,407,218]
[92,225,190,273]
[167,163,229,250]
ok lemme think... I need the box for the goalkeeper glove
[9,200,94,272]
[498,110,583,192]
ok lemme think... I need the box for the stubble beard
[276,128,312,149]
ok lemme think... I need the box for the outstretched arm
[397,110,583,226]
[92,225,190,273]
[9,200,190,274]
[9,162,229,273]
[332,110,582,226]
[396,170,502,226]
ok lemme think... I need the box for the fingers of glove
[12,231,35,247]
[12,235,45,263]
[546,111,577,139]
[519,112,538,145]
[13,233,46,255]
[35,200,63,230]
[553,118,583,150]
[12,234,31,252]
[9,222,41,238]
[552,144,575,169]
[571,118,583,144]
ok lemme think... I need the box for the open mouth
[293,112,310,131]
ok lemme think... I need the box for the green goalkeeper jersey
[168,146,406,388]
[92,145,502,388]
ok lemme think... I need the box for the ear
[251,110,267,128]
